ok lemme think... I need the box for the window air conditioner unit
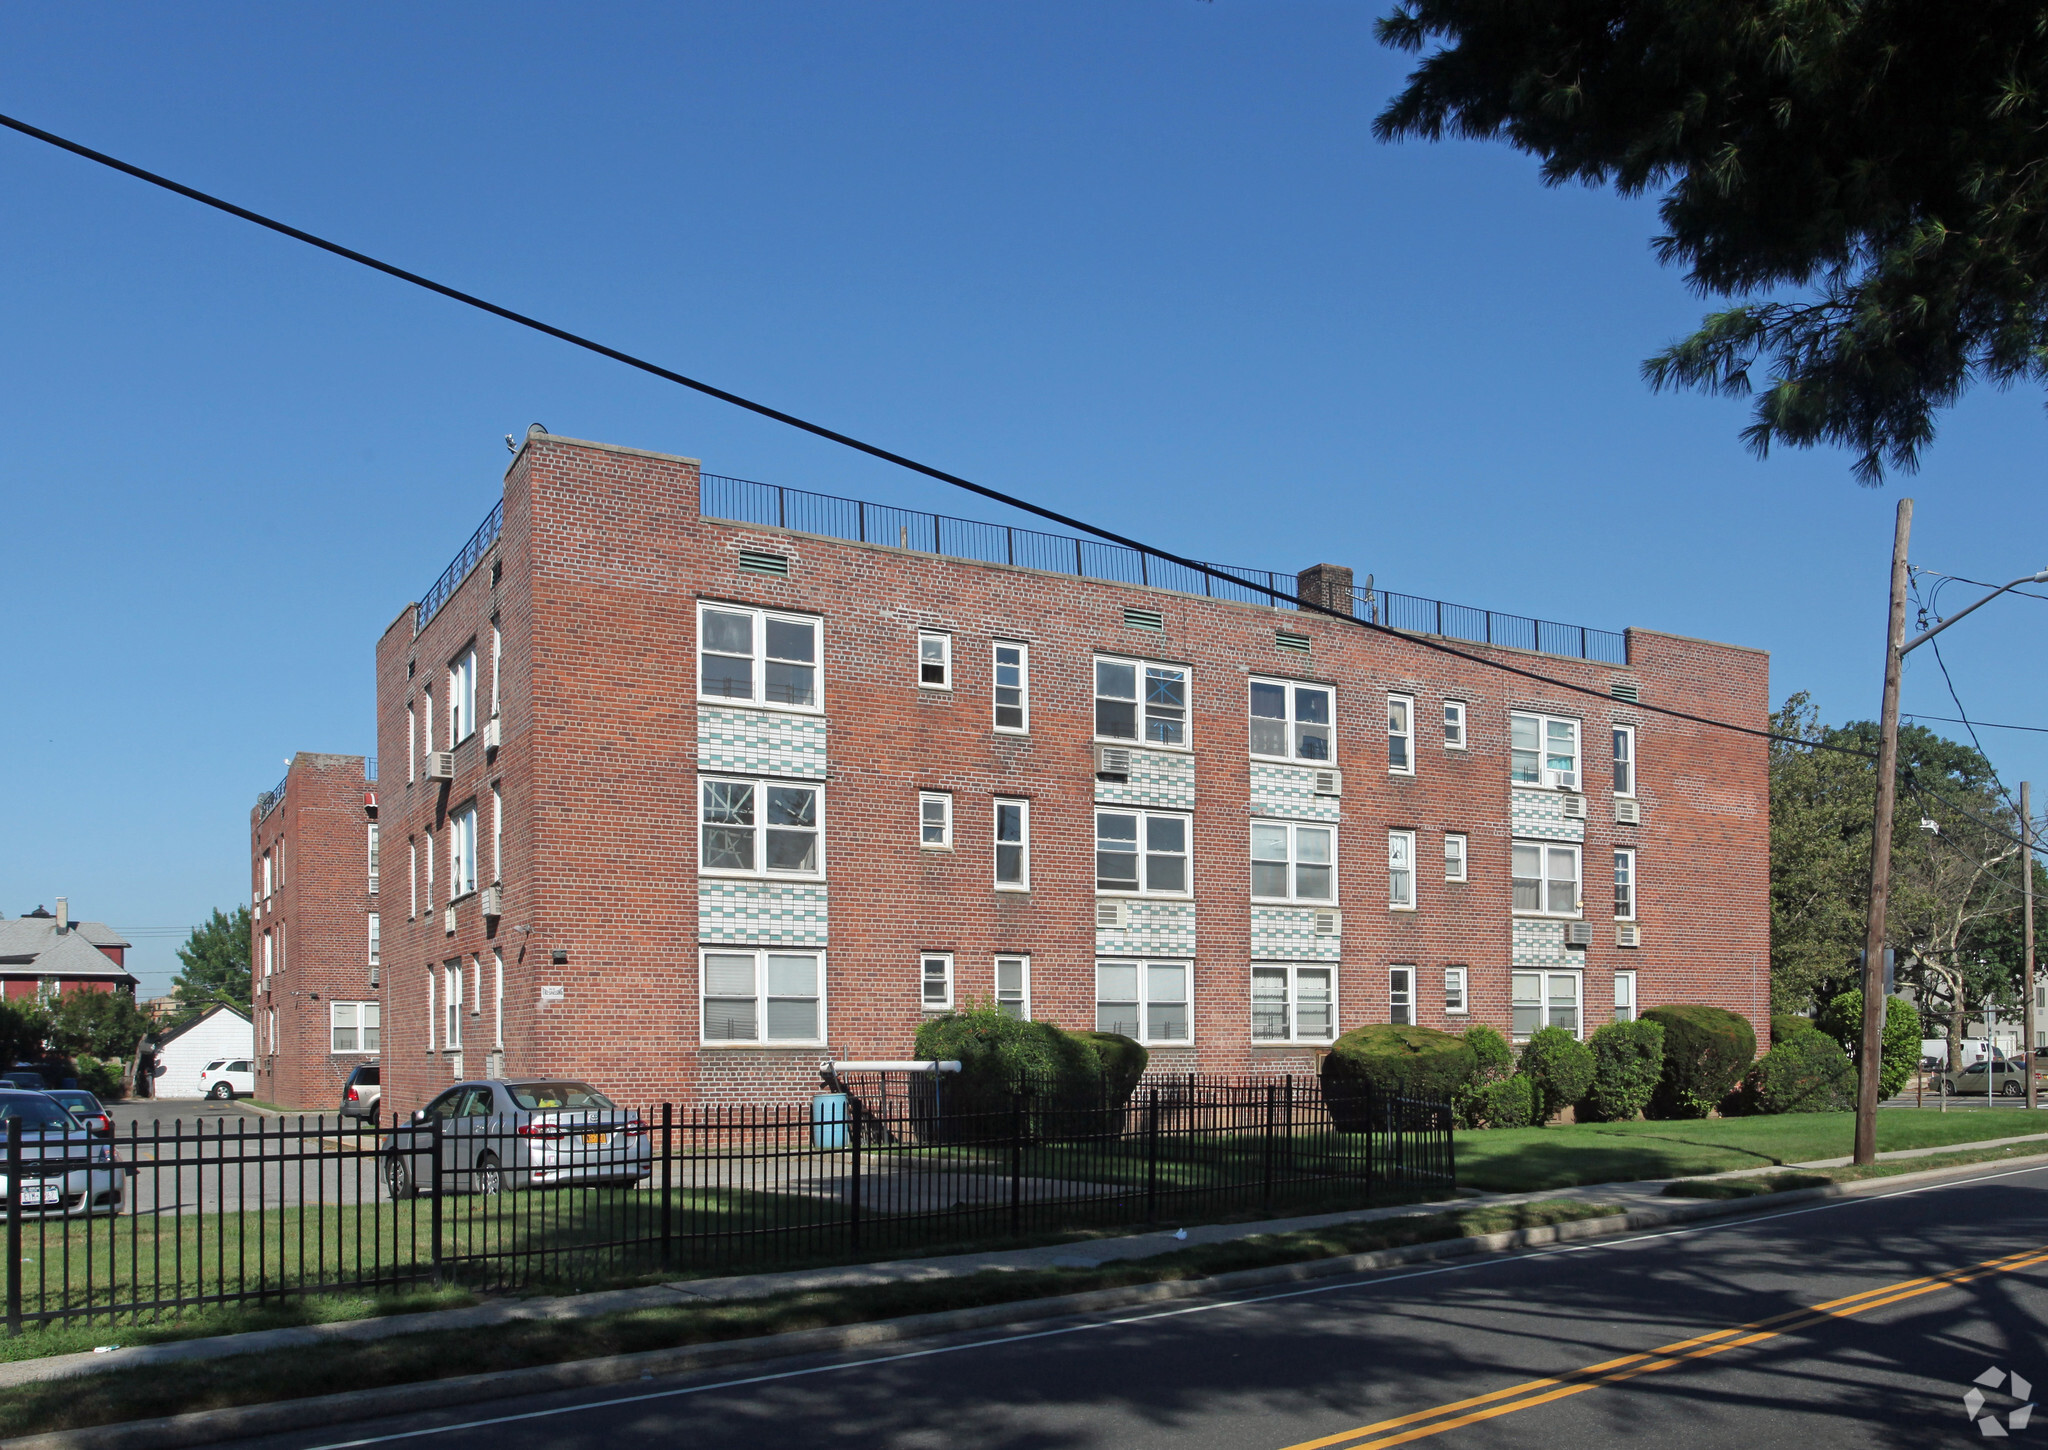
[1313,769,1342,797]
[1560,794,1587,819]
[444,904,458,935]
[1615,798,1641,825]
[1553,771,1580,792]
[369,965,380,989]
[1094,745,1132,779]
[1314,909,1342,936]
[424,752,455,782]
[1096,900,1127,929]
[483,717,501,752]
[481,885,502,919]
[1563,922,1594,948]
[1616,924,1641,948]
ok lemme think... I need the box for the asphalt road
[221,1161,2048,1450]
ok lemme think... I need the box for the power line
[1924,634,2021,816]
[1905,713,2048,736]
[0,109,1876,762]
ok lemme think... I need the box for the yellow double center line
[1278,1242,2048,1450]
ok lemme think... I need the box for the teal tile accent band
[696,706,828,780]
[699,879,830,945]
[1251,905,1341,961]
[1095,898,1196,956]
[1095,749,1196,810]
[1511,917,1571,967]
[1509,787,1585,843]
[1249,762,1341,822]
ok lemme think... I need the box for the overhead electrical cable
[1904,714,2048,736]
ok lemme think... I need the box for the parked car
[339,1064,381,1123]
[1938,1059,2045,1097]
[382,1080,650,1199]
[197,1060,256,1100]
[0,1071,47,1092]
[44,1090,111,1138]
[0,1090,122,1216]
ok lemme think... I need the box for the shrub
[913,1007,1106,1135]
[1452,1023,1515,1127]
[1771,1012,1819,1045]
[1519,1026,1595,1123]
[1729,1031,1857,1115]
[1815,991,1921,1099]
[73,1055,124,1100]
[1321,1024,1476,1131]
[1642,1004,1757,1119]
[1470,1074,1537,1129]
[1581,1019,1666,1122]
[1067,1030,1148,1110]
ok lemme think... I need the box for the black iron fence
[415,497,504,633]
[1,1077,1450,1330]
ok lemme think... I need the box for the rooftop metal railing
[255,773,288,824]
[415,498,504,633]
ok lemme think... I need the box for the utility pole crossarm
[1901,569,2048,656]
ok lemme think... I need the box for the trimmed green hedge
[1321,1024,1475,1131]
[911,1009,1145,1134]
[1453,1023,1515,1127]
[1520,1026,1594,1124]
[1580,1019,1665,1122]
[1728,1030,1856,1114]
[1816,990,1921,1099]
[1470,1074,1537,1129]
[1068,1030,1148,1108]
[1771,1012,1819,1045]
[1642,1004,1756,1119]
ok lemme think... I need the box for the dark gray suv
[382,1079,650,1198]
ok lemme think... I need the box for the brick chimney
[55,898,68,934]
[1296,563,1355,616]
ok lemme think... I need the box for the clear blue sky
[2,3,2042,997]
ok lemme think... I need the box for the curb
[6,1150,2045,1450]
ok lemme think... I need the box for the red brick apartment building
[350,431,1769,1117]
[249,753,380,1109]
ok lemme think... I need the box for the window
[262,930,273,979]
[1613,725,1636,796]
[1444,832,1468,882]
[426,971,435,1052]
[1250,820,1335,901]
[921,953,953,1010]
[262,851,273,901]
[995,799,1030,888]
[368,824,380,895]
[995,955,1030,1020]
[920,792,952,849]
[490,621,502,718]
[1248,679,1333,761]
[1251,965,1334,1042]
[698,603,821,710]
[1388,695,1414,774]
[918,631,951,689]
[1390,966,1414,1026]
[1097,810,1188,894]
[994,642,1029,732]
[1614,849,1636,920]
[1095,961,1191,1043]
[450,805,478,898]
[424,827,434,909]
[449,648,477,744]
[1614,970,1637,1023]
[1510,713,1581,790]
[701,950,824,1044]
[1512,971,1582,1039]
[1388,830,1416,910]
[1443,700,1467,750]
[1094,657,1188,746]
[699,778,823,877]
[423,687,433,753]
[444,961,463,1050]
[277,922,286,973]
[277,839,286,886]
[492,784,503,883]
[407,702,416,782]
[368,913,380,966]
[331,1002,380,1053]
[409,839,418,919]
[493,949,505,1049]
[1445,966,1468,1014]
[1512,842,1581,916]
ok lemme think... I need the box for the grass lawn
[1457,1108,2048,1193]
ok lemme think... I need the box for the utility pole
[1855,499,1913,1167]
[2025,780,2037,1112]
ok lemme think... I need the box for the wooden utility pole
[1855,499,1913,1167]
[2025,780,2037,1112]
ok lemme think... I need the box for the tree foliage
[1729,1030,1858,1115]
[1817,989,1923,1098]
[171,907,252,1021]
[1643,1004,1756,1118]
[1375,3,2048,481]
[1519,1026,1596,1124]
[1582,1018,1667,1122]
[47,991,150,1062]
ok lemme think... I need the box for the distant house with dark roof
[0,900,138,999]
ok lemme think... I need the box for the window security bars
[698,475,1626,665]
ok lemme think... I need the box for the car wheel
[474,1153,503,1196]
[2002,1082,2023,1098]
[207,1083,230,1100]
[384,1154,415,1201]
[1938,1079,1954,1096]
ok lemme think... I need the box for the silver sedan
[1938,1059,2047,1098]
[382,1079,651,1198]
[0,1090,123,1216]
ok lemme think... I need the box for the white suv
[198,1059,256,1100]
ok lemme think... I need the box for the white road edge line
[288,1160,2048,1450]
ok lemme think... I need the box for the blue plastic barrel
[811,1092,849,1147]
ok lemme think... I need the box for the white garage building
[149,1005,254,1099]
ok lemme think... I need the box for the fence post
[1009,1091,1024,1238]
[858,500,866,543]
[5,1118,19,1336]
[848,1107,862,1254]
[429,1113,443,1284]
[660,1102,673,1267]
[1144,1087,1159,1222]
[777,486,786,530]
[1283,1074,1294,1176]
[1261,1082,1275,1210]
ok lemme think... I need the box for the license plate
[581,1133,607,1145]
[20,1183,56,1207]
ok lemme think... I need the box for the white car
[198,1059,256,1100]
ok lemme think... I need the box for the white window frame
[1389,965,1415,1026]
[1443,699,1467,750]
[1388,694,1415,775]
[450,804,478,899]
[490,620,502,719]
[1614,848,1637,921]
[493,948,505,1049]
[698,776,825,880]
[993,641,1030,733]
[699,949,827,1046]
[995,955,1030,1020]
[696,602,824,713]
[1247,677,1335,763]
[262,930,273,979]
[492,784,503,884]
[367,823,380,895]
[1444,965,1468,1015]
[449,647,477,745]
[408,839,418,920]
[1613,725,1637,797]
[424,827,434,909]
[1613,969,1637,1024]
[1510,712,1582,791]
[918,631,952,690]
[262,851,273,902]
[444,960,463,1050]
[921,953,954,1011]
[330,1001,380,1054]
[920,791,953,850]
[368,912,380,967]
[426,970,435,1053]
[1512,969,1584,1040]
[1249,819,1337,903]
[1444,832,1468,883]
[1250,963,1336,1043]
[1512,840,1582,918]
[1388,829,1417,910]
[423,686,433,753]
[406,702,416,782]
[995,798,1031,889]
[1094,959,1192,1045]
[1095,808,1191,897]
[1093,655,1190,748]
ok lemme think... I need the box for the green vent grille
[1275,630,1311,654]
[1610,681,1640,702]
[738,550,790,577]
[1123,607,1164,631]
